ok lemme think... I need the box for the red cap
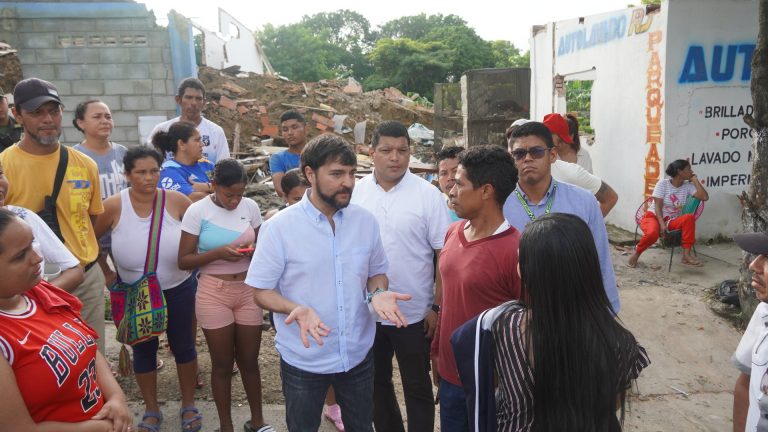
[542,113,573,145]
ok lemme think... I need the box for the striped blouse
[492,309,650,431]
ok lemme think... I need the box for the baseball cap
[13,78,62,111]
[542,113,573,145]
[734,231,768,256]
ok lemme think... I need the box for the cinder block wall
[0,2,177,146]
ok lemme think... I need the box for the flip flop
[625,261,637,268]
[682,259,703,267]
[180,406,203,432]
[137,411,163,432]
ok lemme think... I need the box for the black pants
[372,320,435,432]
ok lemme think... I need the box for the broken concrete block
[343,77,363,94]
[219,95,237,110]
[312,112,336,128]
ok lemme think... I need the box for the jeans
[439,379,469,432]
[373,321,435,432]
[281,350,375,432]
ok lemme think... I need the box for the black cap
[13,78,62,111]
[734,231,768,256]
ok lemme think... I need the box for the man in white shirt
[351,120,450,432]
[147,77,230,163]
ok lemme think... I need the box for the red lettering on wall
[644,31,664,199]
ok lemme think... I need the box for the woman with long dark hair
[493,213,649,431]
[628,159,709,268]
[153,121,214,202]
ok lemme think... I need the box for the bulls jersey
[0,281,104,422]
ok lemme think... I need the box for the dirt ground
[108,234,747,431]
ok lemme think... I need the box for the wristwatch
[431,304,441,313]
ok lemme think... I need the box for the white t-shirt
[551,159,602,194]
[180,195,262,275]
[147,116,230,163]
[351,171,452,324]
[577,147,593,173]
[732,302,768,431]
[652,178,696,221]
[7,205,79,272]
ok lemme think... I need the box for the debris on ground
[196,66,439,212]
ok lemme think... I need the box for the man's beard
[27,128,61,146]
[316,184,353,210]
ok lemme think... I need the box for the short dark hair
[152,121,197,159]
[665,159,690,177]
[72,99,104,133]
[458,145,517,206]
[281,168,310,194]
[371,120,410,148]
[124,146,163,173]
[177,77,206,98]
[300,134,356,175]
[436,146,463,165]
[280,110,305,124]
[510,121,555,149]
[214,158,247,187]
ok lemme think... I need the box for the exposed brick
[71,80,105,96]
[36,48,68,63]
[130,47,161,63]
[23,64,56,80]
[152,96,177,111]
[99,47,131,64]
[103,80,134,95]
[149,63,169,79]
[121,95,150,111]
[134,79,153,94]
[66,48,100,64]
[53,81,73,96]
[112,111,137,127]
[152,80,167,95]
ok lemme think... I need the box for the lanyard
[514,181,557,221]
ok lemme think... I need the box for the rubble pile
[0,43,22,95]
[197,66,436,160]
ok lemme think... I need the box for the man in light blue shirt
[247,134,410,432]
[502,121,621,314]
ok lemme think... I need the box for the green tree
[299,10,376,78]
[379,13,467,40]
[490,40,530,68]
[258,23,333,81]
[365,38,452,99]
[423,25,495,81]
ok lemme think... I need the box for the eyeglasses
[510,147,548,161]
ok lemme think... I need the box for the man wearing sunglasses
[502,121,620,314]
[732,231,768,432]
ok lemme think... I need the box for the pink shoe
[323,404,345,431]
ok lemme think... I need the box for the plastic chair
[633,196,705,271]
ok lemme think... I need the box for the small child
[265,168,309,220]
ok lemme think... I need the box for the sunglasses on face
[510,147,548,161]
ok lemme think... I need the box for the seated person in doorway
[628,159,709,268]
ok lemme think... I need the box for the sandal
[682,257,703,267]
[244,420,276,432]
[180,406,203,432]
[137,411,163,432]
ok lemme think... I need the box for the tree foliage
[258,10,530,99]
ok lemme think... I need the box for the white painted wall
[530,5,669,233]
[664,0,756,238]
[529,0,757,239]
[217,9,264,74]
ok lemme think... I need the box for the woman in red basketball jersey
[0,208,132,431]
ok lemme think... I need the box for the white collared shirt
[352,171,452,324]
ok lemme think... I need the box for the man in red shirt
[430,145,522,431]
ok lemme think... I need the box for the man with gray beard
[0,78,107,352]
